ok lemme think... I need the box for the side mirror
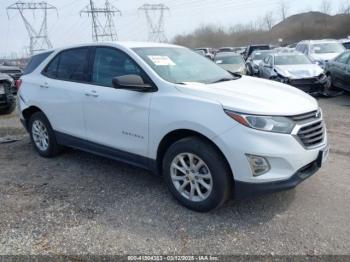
[112,75,154,92]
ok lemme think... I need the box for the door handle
[40,83,49,88]
[85,90,99,98]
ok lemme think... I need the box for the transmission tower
[138,3,169,43]
[7,1,58,55]
[81,0,121,42]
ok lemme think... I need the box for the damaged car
[259,52,327,94]
[0,73,16,115]
[246,50,275,76]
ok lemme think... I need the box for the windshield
[215,55,244,65]
[133,47,234,84]
[311,43,345,54]
[274,55,312,65]
[252,51,274,60]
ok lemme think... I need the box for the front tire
[29,112,62,158]
[162,137,233,212]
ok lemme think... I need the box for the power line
[80,0,121,42]
[138,3,169,43]
[6,1,58,55]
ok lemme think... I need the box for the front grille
[290,110,320,122]
[297,121,325,147]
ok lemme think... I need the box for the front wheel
[162,137,233,212]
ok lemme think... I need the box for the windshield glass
[215,55,244,65]
[274,55,312,65]
[133,47,234,84]
[311,43,345,54]
[252,51,274,60]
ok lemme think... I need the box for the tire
[247,64,253,76]
[162,137,233,212]
[0,102,16,115]
[28,112,62,158]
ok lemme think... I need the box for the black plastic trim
[55,131,159,175]
[234,157,321,199]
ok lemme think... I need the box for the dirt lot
[0,95,350,255]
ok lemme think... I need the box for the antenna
[7,1,58,55]
[81,0,121,42]
[138,3,169,42]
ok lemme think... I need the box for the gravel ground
[0,95,349,255]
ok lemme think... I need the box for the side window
[43,55,59,78]
[263,56,269,64]
[336,52,350,64]
[92,47,143,87]
[56,48,89,82]
[24,51,53,75]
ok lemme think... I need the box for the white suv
[18,42,329,212]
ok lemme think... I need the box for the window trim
[41,45,158,92]
[41,46,93,84]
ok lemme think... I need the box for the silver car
[258,52,327,94]
[214,52,247,75]
[296,40,345,68]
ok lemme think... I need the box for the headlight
[224,110,295,134]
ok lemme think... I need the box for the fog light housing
[246,155,271,177]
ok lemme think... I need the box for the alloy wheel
[32,120,49,151]
[170,153,213,202]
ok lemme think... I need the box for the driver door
[83,47,153,157]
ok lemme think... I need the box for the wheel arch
[156,129,233,180]
[22,106,45,129]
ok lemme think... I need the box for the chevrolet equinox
[18,42,329,212]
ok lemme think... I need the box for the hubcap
[170,153,213,202]
[32,120,49,151]
[325,75,332,89]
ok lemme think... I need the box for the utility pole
[81,0,121,42]
[138,3,169,42]
[7,1,58,55]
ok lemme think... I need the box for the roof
[299,39,342,44]
[33,41,183,55]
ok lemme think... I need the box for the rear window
[23,51,53,75]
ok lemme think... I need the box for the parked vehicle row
[18,42,329,212]
[195,38,349,95]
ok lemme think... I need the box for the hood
[274,64,324,79]
[219,64,245,73]
[310,53,340,62]
[175,76,318,116]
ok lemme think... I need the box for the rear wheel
[325,73,333,91]
[29,112,62,157]
[162,137,232,212]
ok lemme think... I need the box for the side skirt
[55,131,159,175]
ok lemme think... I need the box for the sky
[0,0,345,57]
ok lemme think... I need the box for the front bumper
[288,78,327,93]
[234,157,320,199]
[213,119,328,194]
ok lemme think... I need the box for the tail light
[15,79,22,91]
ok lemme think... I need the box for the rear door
[40,47,90,138]
[83,46,152,157]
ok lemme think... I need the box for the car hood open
[274,64,324,79]
[176,76,318,116]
